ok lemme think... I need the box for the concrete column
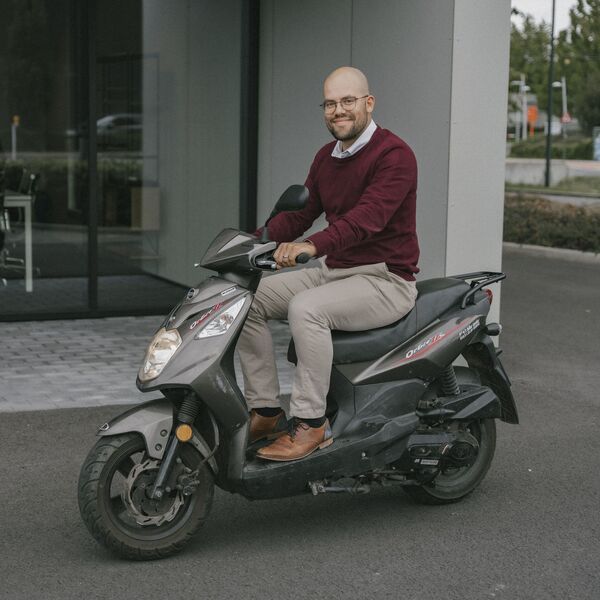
[446,0,511,320]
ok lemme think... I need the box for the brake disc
[121,458,185,527]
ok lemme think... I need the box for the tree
[557,0,600,134]
[509,12,551,111]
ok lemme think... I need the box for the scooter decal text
[189,303,223,330]
[398,317,480,364]
[458,319,480,341]
[405,333,446,359]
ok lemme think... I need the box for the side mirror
[261,185,309,242]
[273,184,309,214]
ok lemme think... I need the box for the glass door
[95,0,183,312]
[0,0,89,317]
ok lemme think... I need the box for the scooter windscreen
[199,228,274,272]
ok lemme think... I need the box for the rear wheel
[404,419,496,505]
[78,433,213,560]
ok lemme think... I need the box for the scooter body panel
[137,276,252,430]
[464,333,518,423]
[336,300,488,385]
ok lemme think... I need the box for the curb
[505,188,600,200]
[503,241,600,264]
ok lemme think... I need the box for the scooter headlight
[138,327,182,382]
[195,297,246,339]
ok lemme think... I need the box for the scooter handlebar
[253,249,312,270]
[295,253,311,264]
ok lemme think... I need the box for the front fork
[150,392,218,499]
[150,436,181,499]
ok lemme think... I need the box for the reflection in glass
[0,0,88,315]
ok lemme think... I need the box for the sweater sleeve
[306,145,416,256]
[264,153,325,242]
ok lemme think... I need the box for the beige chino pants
[237,259,417,419]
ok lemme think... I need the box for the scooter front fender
[97,398,173,459]
[97,399,219,474]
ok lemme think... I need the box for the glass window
[0,0,89,316]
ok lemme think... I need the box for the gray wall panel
[446,0,510,275]
[143,1,241,286]
[257,0,352,224]
[143,1,189,284]
[351,0,454,278]
[186,1,242,280]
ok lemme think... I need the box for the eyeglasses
[320,95,369,114]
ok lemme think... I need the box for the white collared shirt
[331,119,378,159]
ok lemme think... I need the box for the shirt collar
[331,119,378,159]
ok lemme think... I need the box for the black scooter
[78,185,518,560]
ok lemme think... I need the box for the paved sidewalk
[0,316,293,411]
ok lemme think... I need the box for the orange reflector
[175,424,193,442]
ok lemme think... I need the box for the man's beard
[326,114,367,142]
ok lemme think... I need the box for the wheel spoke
[117,456,136,477]
[110,494,126,517]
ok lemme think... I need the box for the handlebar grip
[296,253,311,264]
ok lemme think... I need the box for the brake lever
[255,258,277,270]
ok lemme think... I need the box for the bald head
[322,67,375,150]
[323,66,370,98]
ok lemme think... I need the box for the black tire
[78,433,213,560]
[403,419,496,505]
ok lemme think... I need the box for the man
[237,66,419,462]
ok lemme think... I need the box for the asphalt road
[1,247,599,600]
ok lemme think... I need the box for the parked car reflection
[97,113,142,150]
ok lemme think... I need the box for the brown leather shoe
[249,409,288,443]
[256,418,333,462]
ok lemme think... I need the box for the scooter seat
[287,277,471,365]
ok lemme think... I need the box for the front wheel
[404,419,496,505]
[78,433,214,560]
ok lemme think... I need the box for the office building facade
[0,0,510,321]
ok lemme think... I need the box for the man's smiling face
[322,68,374,150]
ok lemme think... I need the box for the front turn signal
[175,424,193,442]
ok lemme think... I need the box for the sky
[511,0,577,32]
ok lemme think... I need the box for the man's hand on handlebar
[273,241,317,269]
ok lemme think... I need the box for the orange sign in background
[527,105,538,125]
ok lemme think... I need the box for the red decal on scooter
[398,319,475,364]
[189,303,223,330]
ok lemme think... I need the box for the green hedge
[509,136,593,159]
[1,157,141,225]
[504,194,600,252]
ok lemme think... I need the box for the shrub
[504,194,600,252]
[509,136,593,159]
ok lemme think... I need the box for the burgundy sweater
[268,127,420,281]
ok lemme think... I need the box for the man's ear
[366,95,375,114]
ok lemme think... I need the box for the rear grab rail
[448,271,506,309]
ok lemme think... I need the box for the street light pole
[544,0,557,187]
[521,74,528,140]
[510,77,530,141]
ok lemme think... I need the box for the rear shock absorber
[178,392,200,424]
[440,365,460,396]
